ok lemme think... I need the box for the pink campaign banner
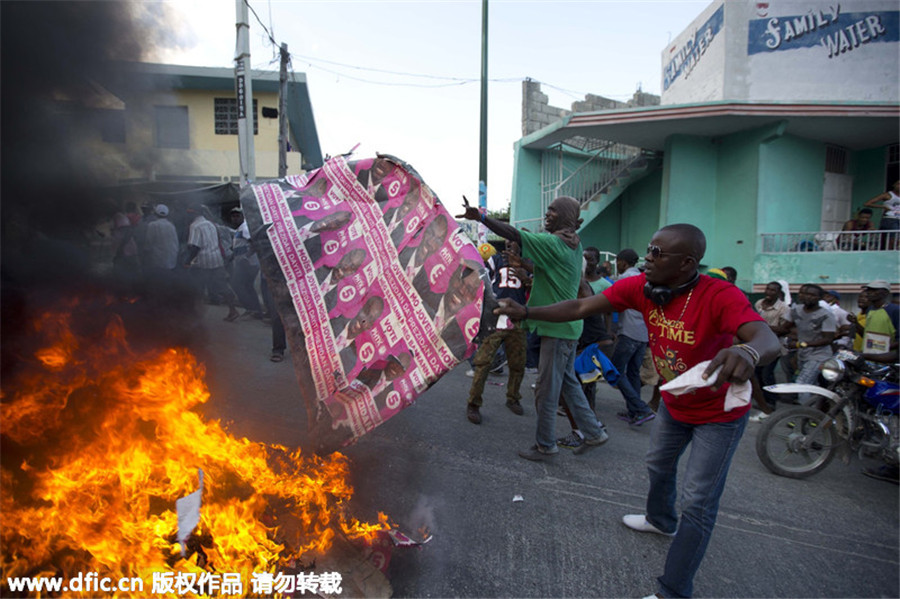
[241,155,487,451]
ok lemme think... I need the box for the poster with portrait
[241,155,492,451]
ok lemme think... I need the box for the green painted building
[509,1,899,299]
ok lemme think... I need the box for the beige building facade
[95,62,322,186]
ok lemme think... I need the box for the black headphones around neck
[643,272,701,306]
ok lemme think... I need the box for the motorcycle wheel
[756,406,838,479]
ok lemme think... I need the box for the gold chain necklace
[668,288,694,322]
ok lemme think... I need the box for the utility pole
[478,0,489,244]
[235,0,255,187]
[278,43,289,178]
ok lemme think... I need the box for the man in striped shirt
[184,204,239,322]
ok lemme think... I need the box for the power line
[290,52,478,83]
[243,0,519,89]
[243,0,277,47]
[243,0,640,98]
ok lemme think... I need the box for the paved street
[197,306,899,599]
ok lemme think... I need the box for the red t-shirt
[603,274,764,423]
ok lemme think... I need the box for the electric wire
[244,0,642,98]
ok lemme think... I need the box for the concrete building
[522,78,659,137]
[509,0,899,295]
[92,62,323,188]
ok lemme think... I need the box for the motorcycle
[755,349,899,479]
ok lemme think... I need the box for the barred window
[214,98,258,135]
[824,144,848,174]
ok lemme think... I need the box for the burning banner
[242,155,493,451]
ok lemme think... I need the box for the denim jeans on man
[611,334,651,417]
[795,355,829,405]
[645,402,747,598]
[535,337,604,449]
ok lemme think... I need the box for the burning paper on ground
[176,469,205,557]
[242,155,494,452]
[387,529,434,547]
[0,299,395,597]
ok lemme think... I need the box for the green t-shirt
[520,230,583,340]
[863,305,899,354]
[589,277,612,294]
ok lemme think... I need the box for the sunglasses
[647,245,687,259]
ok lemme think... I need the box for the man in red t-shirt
[496,223,780,598]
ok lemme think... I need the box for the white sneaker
[465,369,474,377]
[749,411,770,423]
[622,514,675,537]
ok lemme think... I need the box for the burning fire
[1,298,390,596]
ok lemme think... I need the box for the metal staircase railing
[515,141,659,231]
[540,142,654,215]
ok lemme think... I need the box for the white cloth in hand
[660,360,751,412]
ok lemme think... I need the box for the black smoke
[0,1,206,378]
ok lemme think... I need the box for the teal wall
[662,135,718,232]
[510,143,543,229]
[758,134,825,235]
[711,130,761,286]
[620,169,663,251]
[579,168,662,256]
[580,196,621,254]
[852,146,889,214]
[756,251,900,287]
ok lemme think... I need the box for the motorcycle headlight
[820,358,845,382]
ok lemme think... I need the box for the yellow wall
[102,87,304,183]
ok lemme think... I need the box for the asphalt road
[197,306,899,599]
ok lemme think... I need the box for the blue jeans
[535,337,604,450]
[796,355,829,405]
[231,257,262,314]
[646,403,747,598]
[611,335,650,417]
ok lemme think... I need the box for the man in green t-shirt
[458,196,609,460]
[849,279,899,362]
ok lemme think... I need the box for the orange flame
[1,301,390,596]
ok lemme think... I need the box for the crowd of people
[110,192,896,599]
[107,200,271,327]
[457,196,897,599]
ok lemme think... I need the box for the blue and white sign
[748,7,900,58]
[663,5,724,91]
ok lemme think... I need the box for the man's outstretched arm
[456,196,521,244]
[495,292,614,322]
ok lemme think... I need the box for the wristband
[734,343,760,366]
[523,305,529,321]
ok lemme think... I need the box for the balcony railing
[760,230,898,253]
